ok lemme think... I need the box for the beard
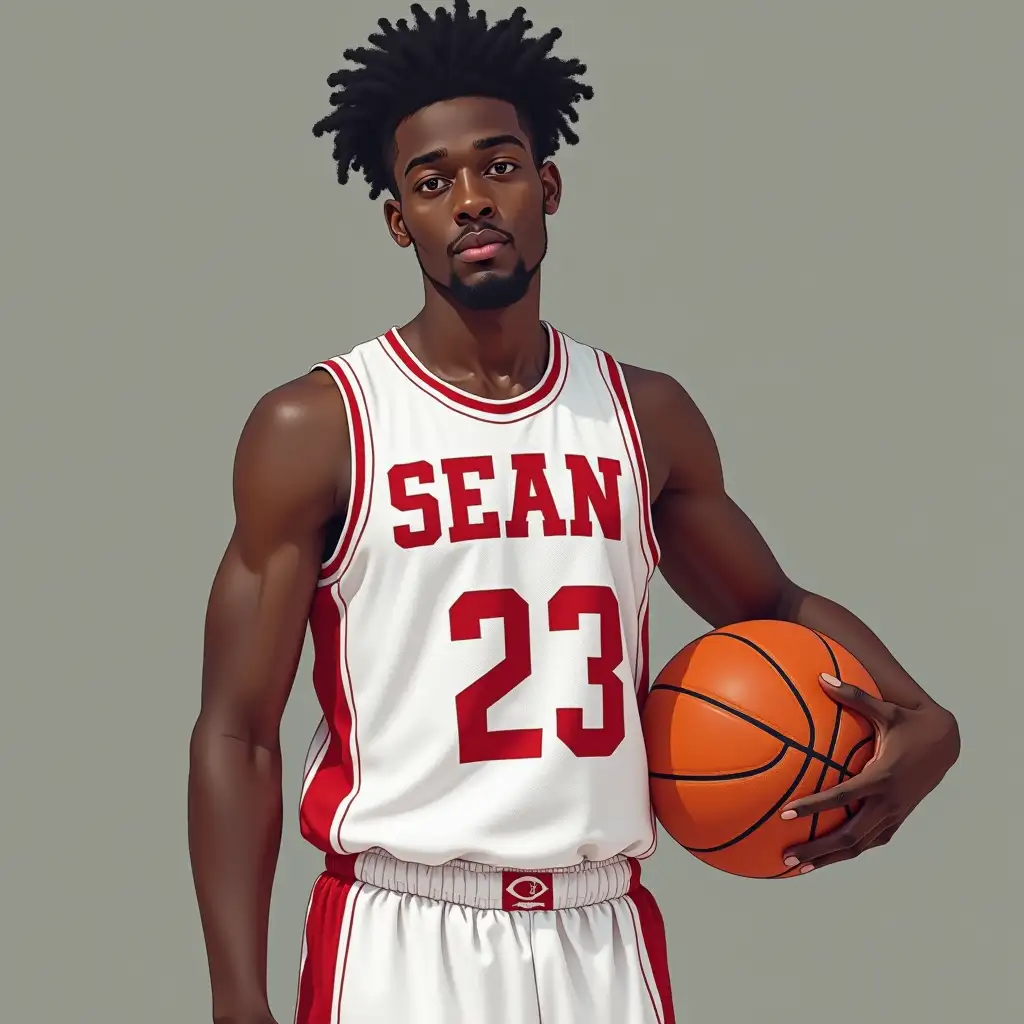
[413,216,548,312]
[444,255,539,310]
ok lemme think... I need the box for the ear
[538,161,562,216]
[383,198,413,249]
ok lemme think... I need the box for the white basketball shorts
[292,850,676,1023]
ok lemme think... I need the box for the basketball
[642,619,881,879]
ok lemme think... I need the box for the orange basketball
[642,620,881,879]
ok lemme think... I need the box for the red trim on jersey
[294,873,359,1024]
[636,605,652,714]
[314,358,369,580]
[596,350,659,793]
[382,323,564,415]
[635,599,660,861]
[334,366,375,581]
[600,353,660,565]
[629,887,677,1024]
[381,335,571,425]
[299,588,357,854]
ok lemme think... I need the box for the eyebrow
[403,134,527,178]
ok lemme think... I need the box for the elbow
[189,708,281,761]
[189,708,231,750]
[188,712,284,803]
[929,702,961,769]
[946,710,962,763]
[188,714,225,773]
[772,578,808,622]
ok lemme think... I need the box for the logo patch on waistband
[501,871,554,911]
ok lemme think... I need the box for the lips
[453,228,509,261]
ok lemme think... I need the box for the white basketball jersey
[298,323,661,870]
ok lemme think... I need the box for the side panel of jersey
[298,325,661,869]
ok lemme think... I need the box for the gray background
[1,1,1018,1022]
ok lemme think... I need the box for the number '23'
[450,585,627,763]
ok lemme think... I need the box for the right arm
[187,372,348,1023]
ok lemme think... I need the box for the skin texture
[189,372,347,1024]
[188,95,961,1023]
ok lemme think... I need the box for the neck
[400,273,547,388]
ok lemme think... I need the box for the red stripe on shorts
[293,872,358,1024]
[631,886,677,1024]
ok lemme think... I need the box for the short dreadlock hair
[312,1,594,200]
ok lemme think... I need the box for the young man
[187,4,961,1022]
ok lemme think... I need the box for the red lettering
[565,455,622,540]
[450,588,541,762]
[388,461,442,548]
[389,452,625,548]
[441,456,501,542]
[550,585,626,757]
[505,454,567,538]
[451,585,627,763]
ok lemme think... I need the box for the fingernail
[821,673,842,687]
[799,864,815,874]
[784,856,800,868]
[781,809,797,820]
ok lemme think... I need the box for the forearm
[188,720,283,1021]
[780,585,953,718]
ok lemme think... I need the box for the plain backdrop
[1,2,1019,1022]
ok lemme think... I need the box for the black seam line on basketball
[648,685,849,775]
[651,629,846,855]
[712,631,816,751]
[839,735,874,820]
[808,632,843,842]
[678,627,822,852]
[837,737,872,779]
[649,743,788,782]
[652,674,816,854]
[809,703,844,842]
[774,687,861,871]
[683,741,816,853]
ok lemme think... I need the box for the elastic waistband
[325,850,641,912]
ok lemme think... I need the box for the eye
[416,175,449,194]
[489,160,518,176]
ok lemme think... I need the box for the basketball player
[187,5,961,1022]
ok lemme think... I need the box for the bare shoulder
[618,362,722,495]
[238,369,347,456]
[233,369,350,538]
[619,363,707,428]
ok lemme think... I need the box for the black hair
[312,1,594,200]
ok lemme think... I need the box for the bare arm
[188,372,347,1023]
[626,365,952,715]
[626,363,959,869]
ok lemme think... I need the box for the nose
[452,169,495,224]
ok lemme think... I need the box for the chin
[424,252,538,311]
[455,289,522,312]
[460,267,511,286]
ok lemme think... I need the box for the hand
[778,672,960,874]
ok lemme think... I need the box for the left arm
[625,365,960,871]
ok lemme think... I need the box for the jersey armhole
[309,358,374,588]
[594,350,662,569]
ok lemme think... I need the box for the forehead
[392,96,532,167]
